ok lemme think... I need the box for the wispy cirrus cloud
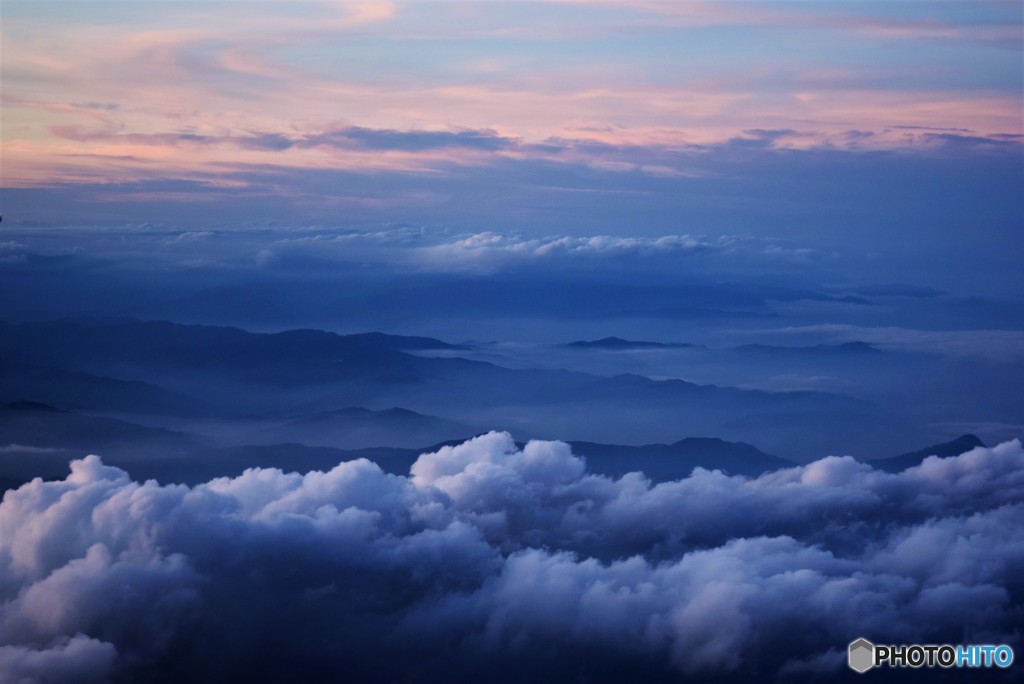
[46,123,518,153]
[563,0,1022,45]
[3,1,1019,194]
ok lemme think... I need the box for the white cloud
[412,232,724,273]
[0,434,1021,681]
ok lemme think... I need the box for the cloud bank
[1,433,1022,682]
[410,232,734,273]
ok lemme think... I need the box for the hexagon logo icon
[848,638,875,673]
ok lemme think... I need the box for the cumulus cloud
[409,232,732,273]
[1,434,1022,682]
[0,635,117,684]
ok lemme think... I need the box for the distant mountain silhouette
[734,341,881,356]
[123,443,393,485]
[0,400,200,487]
[871,434,985,472]
[569,437,790,479]
[0,358,207,416]
[0,319,459,372]
[0,398,788,489]
[257,406,479,449]
[0,318,887,460]
[566,337,696,350]
[5,397,985,490]
[125,435,790,485]
[0,400,196,451]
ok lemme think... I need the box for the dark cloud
[741,128,804,142]
[1,434,1021,682]
[0,635,117,684]
[321,126,517,152]
[69,102,120,112]
[47,124,519,154]
[888,124,974,133]
[49,127,212,146]
[843,129,875,140]
[920,132,1023,151]
[236,132,295,151]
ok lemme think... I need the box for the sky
[1,2,1021,431]
[2,1,1021,294]
[0,2,1021,403]
[1,4,1024,681]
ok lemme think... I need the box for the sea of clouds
[1,432,1022,682]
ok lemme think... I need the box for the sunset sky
[3,2,1020,244]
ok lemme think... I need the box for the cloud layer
[2,433,1022,682]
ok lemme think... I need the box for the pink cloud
[2,2,1019,189]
